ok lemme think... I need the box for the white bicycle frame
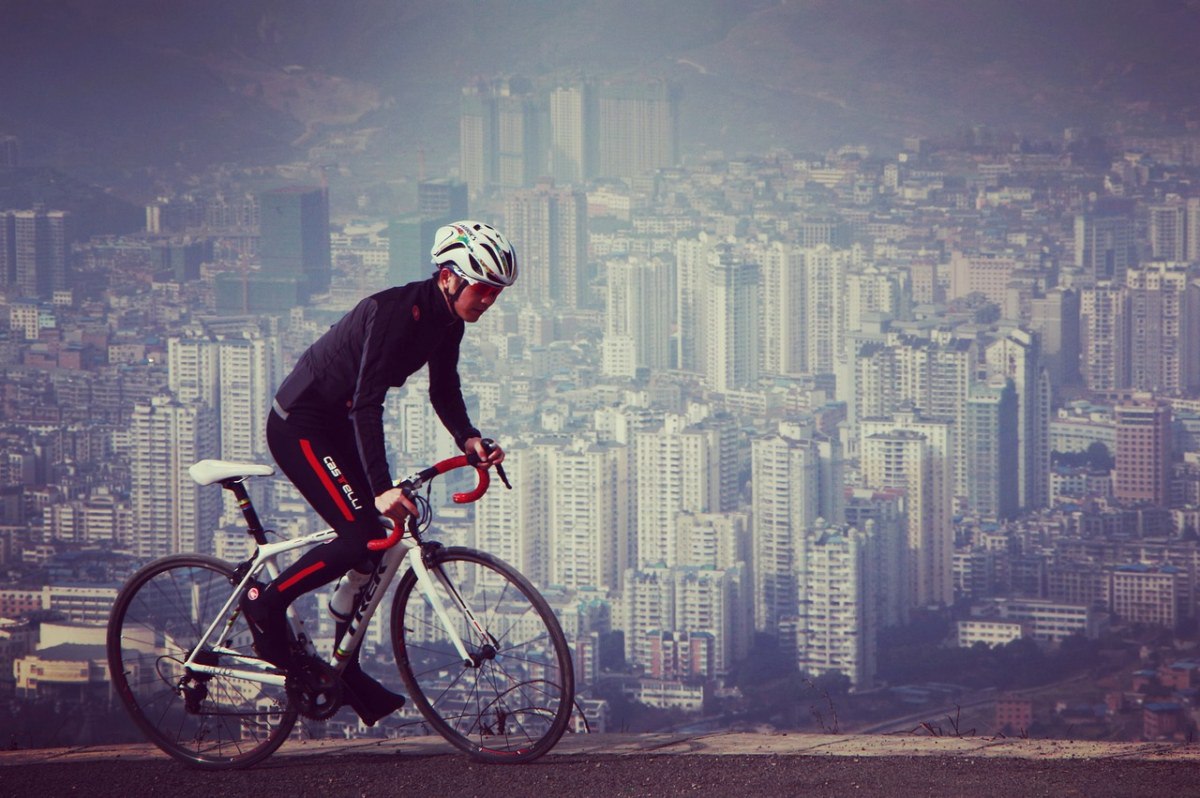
[179,520,485,688]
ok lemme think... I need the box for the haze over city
[3,0,1200,753]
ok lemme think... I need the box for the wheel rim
[108,557,296,768]
[393,551,574,760]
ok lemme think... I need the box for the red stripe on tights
[299,438,355,522]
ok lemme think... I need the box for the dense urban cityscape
[4,60,1200,751]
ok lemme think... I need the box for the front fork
[407,543,496,668]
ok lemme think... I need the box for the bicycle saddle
[189,459,276,486]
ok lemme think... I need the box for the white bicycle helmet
[430,221,518,287]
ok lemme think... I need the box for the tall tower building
[594,78,679,180]
[1029,287,1081,389]
[984,327,1051,510]
[549,81,595,184]
[504,180,588,309]
[803,245,851,376]
[459,81,496,196]
[844,488,907,628]
[129,396,220,559]
[602,254,673,378]
[167,334,219,409]
[675,234,717,374]
[216,335,281,463]
[495,79,542,189]
[1074,198,1136,283]
[1188,198,1200,263]
[474,439,551,589]
[417,178,469,219]
[1113,397,1172,506]
[750,433,821,633]
[704,244,759,392]
[756,241,808,378]
[1125,262,1200,396]
[1148,201,1188,262]
[0,211,14,286]
[258,185,331,301]
[964,379,1019,520]
[1080,283,1130,394]
[547,440,630,593]
[793,521,878,690]
[860,410,954,609]
[9,209,70,299]
[633,412,738,570]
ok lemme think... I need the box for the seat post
[222,479,269,546]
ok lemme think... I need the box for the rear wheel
[390,546,575,763]
[106,554,297,769]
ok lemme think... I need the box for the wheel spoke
[392,548,574,763]
[108,555,298,769]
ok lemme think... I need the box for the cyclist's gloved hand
[375,486,417,526]
[465,436,505,467]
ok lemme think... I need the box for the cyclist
[243,220,515,726]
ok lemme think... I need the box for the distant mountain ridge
[1,0,1196,180]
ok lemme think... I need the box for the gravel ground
[2,751,1195,798]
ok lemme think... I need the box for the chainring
[285,656,344,721]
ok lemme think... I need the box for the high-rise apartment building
[1075,198,1136,283]
[495,82,542,189]
[984,327,1051,510]
[167,328,281,463]
[860,409,955,609]
[620,564,742,676]
[1029,287,1081,389]
[1188,198,1200,263]
[1113,397,1172,506]
[750,432,821,633]
[3,209,71,299]
[844,488,907,628]
[791,522,878,690]
[459,77,542,196]
[755,241,807,378]
[1125,262,1200,396]
[803,245,851,377]
[594,78,679,181]
[129,396,220,560]
[549,81,594,184]
[704,244,759,392]
[1080,282,1130,395]
[964,379,1020,520]
[1148,201,1188,262]
[602,254,673,378]
[633,411,738,570]
[459,81,495,196]
[503,180,588,308]
[216,335,281,463]
[547,440,630,593]
[473,439,551,589]
[675,233,717,374]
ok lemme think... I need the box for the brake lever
[480,438,513,490]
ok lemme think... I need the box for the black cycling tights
[260,409,386,616]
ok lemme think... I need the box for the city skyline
[4,0,1200,747]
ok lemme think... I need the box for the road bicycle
[106,450,575,769]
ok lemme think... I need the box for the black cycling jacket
[273,276,481,497]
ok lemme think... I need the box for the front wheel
[390,547,575,763]
[106,554,298,769]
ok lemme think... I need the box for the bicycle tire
[106,554,298,769]
[390,546,575,763]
